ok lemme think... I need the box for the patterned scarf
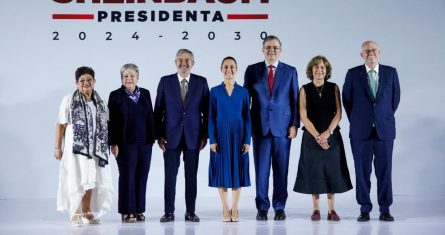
[71,90,109,167]
[124,86,141,103]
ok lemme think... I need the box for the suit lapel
[139,89,149,107]
[272,63,284,95]
[258,62,270,97]
[359,65,375,101]
[119,87,130,120]
[376,65,384,99]
[186,75,198,108]
[169,74,184,108]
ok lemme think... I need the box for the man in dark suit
[244,35,299,221]
[342,41,401,222]
[154,49,209,223]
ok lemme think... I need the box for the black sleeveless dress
[293,82,352,194]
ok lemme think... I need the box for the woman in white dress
[54,66,113,226]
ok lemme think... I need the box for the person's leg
[311,194,321,221]
[271,136,291,211]
[327,193,335,212]
[218,188,229,220]
[350,139,374,214]
[135,143,153,215]
[253,136,272,212]
[374,139,394,214]
[327,193,340,221]
[231,188,241,220]
[183,149,199,213]
[116,144,138,216]
[312,194,320,211]
[163,148,181,214]
[80,189,101,223]
[81,189,93,213]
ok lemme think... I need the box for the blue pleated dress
[208,83,251,188]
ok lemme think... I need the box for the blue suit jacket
[154,73,209,150]
[342,64,401,140]
[244,61,299,138]
[108,86,156,145]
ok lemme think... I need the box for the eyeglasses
[363,48,379,54]
[264,46,281,51]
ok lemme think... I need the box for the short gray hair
[175,49,194,61]
[120,63,139,78]
[361,40,379,50]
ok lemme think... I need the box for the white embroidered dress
[56,94,113,218]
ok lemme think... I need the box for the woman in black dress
[294,56,352,221]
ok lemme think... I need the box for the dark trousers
[253,133,291,211]
[163,135,200,213]
[116,143,153,214]
[351,128,394,213]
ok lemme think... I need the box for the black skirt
[293,130,353,194]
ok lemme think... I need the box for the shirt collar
[265,60,279,69]
[365,64,379,74]
[177,73,190,83]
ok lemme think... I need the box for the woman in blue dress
[208,56,252,222]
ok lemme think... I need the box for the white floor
[1,195,444,235]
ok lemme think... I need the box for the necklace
[314,83,324,98]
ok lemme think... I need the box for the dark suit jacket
[244,61,299,137]
[154,73,209,150]
[342,64,401,140]
[108,86,156,145]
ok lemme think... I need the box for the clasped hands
[316,130,331,150]
[210,143,250,154]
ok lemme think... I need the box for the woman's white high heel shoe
[71,214,83,227]
[81,212,101,224]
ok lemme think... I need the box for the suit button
[183,112,186,115]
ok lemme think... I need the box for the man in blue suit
[244,35,299,221]
[342,41,401,222]
[154,49,209,223]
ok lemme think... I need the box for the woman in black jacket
[108,63,156,223]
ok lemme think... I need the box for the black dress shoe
[379,212,394,222]
[184,212,200,222]
[136,213,145,222]
[256,210,268,221]
[274,210,286,220]
[160,213,175,222]
[357,213,370,222]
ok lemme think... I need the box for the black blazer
[108,86,156,145]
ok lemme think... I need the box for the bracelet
[54,148,62,151]
[328,128,333,135]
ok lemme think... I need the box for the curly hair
[305,55,332,81]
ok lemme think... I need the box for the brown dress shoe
[311,210,321,221]
[327,210,340,221]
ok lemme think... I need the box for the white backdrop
[0,0,444,199]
